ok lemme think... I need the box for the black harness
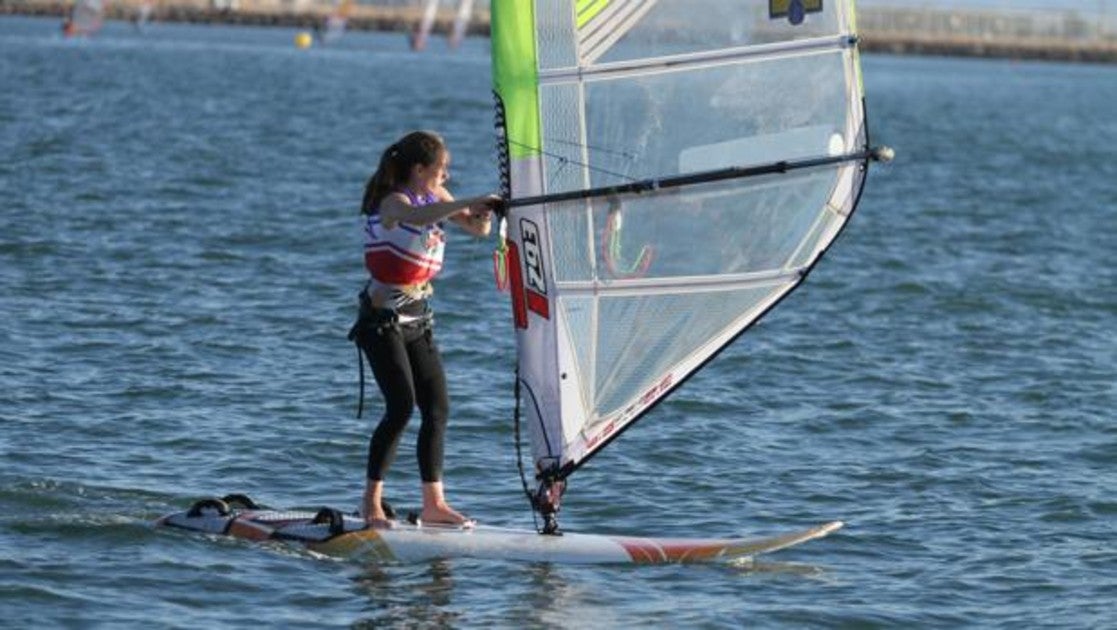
[347,292,433,418]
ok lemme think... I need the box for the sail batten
[541,33,855,83]
[557,268,803,297]
[492,0,877,488]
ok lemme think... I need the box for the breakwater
[4,0,1116,63]
[0,0,491,34]
[858,5,1117,64]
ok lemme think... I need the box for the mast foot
[541,513,562,536]
[535,479,565,536]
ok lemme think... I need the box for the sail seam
[557,270,800,297]
[541,34,855,84]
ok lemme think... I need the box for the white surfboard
[156,497,842,565]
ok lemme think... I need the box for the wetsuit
[353,189,450,483]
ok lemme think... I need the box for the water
[2,15,1114,628]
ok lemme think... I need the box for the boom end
[871,145,896,163]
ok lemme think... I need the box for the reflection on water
[345,553,840,626]
[724,558,835,580]
[351,560,461,627]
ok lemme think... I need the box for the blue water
[2,15,1115,628]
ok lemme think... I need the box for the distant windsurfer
[350,130,497,528]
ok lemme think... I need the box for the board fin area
[156,496,843,565]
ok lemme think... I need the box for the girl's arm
[434,184,493,237]
[378,191,495,230]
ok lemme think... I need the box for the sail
[411,0,440,51]
[64,0,104,37]
[449,0,475,49]
[134,1,153,33]
[492,0,876,483]
[321,0,353,45]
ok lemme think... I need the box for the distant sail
[133,1,153,33]
[492,0,880,484]
[448,0,474,48]
[320,0,353,45]
[410,0,439,51]
[63,0,104,37]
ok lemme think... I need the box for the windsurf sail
[449,0,475,48]
[412,0,475,51]
[411,0,440,51]
[320,0,353,45]
[491,0,889,532]
[63,0,104,37]
[132,1,152,33]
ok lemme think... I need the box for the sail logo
[588,373,675,451]
[506,219,550,328]
[520,220,546,294]
[519,219,550,322]
[769,0,821,25]
[625,373,674,423]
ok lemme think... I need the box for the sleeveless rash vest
[363,189,445,315]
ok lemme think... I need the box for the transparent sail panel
[562,286,780,420]
[537,0,846,70]
[548,168,845,283]
[536,1,579,70]
[539,49,854,193]
[545,167,858,438]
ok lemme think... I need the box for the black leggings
[359,322,450,483]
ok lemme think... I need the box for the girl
[353,130,497,527]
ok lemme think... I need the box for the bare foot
[419,482,474,527]
[360,503,394,528]
[361,480,393,527]
[420,503,473,527]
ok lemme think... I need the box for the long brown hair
[360,130,447,215]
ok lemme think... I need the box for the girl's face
[412,151,450,194]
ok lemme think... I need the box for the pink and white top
[363,189,446,286]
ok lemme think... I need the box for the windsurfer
[350,130,498,528]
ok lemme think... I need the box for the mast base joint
[534,478,566,536]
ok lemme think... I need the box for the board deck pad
[156,499,842,565]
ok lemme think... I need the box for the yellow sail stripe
[576,0,609,29]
